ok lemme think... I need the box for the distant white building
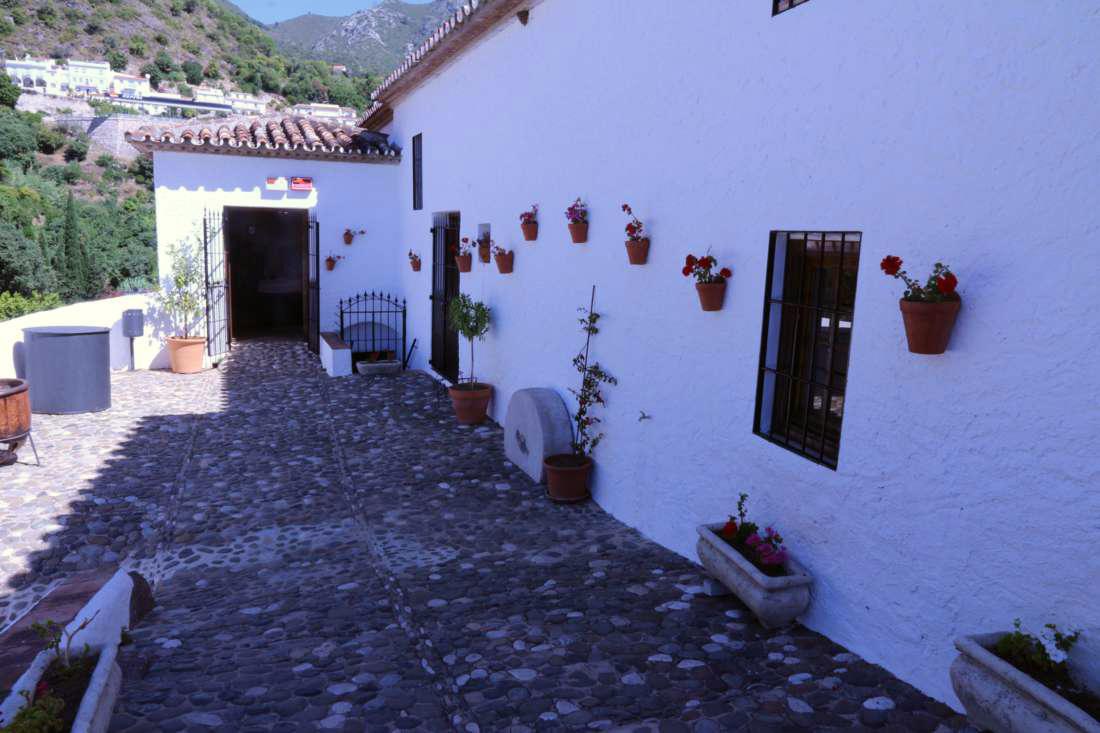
[66,60,113,96]
[3,56,65,95]
[226,92,267,115]
[109,73,151,100]
[289,102,358,122]
[193,86,226,104]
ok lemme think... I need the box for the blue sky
[234,0,432,24]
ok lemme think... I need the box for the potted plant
[343,228,365,245]
[544,287,617,503]
[696,493,813,629]
[951,620,1100,733]
[154,239,206,374]
[455,238,473,273]
[682,252,732,311]
[881,256,961,354]
[520,204,539,241]
[493,243,514,274]
[447,294,493,424]
[622,203,650,265]
[477,234,492,264]
[324,253,344,271]
[566,197,589,244]
[408,250,421,272]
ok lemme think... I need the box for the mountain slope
[269,0,461,76]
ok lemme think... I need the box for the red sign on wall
[289,176,313,191]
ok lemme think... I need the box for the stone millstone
[128,571,156,626]
[503,388,573,483]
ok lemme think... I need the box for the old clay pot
[899,298,961,354]
[695,281,727,311]
[544,454,593,503]
[449,383,492,424]
[521,221,538,241]
[625,238,650,265]
[568,222,588,244]
[166,337,205,374]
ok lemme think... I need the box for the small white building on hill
[130,0,1100,710]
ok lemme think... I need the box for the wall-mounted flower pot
[696,523,813,629]
[568,222,588,244]
[325,257,337,271]
[477,241,491,263]
[950,633,1100,733]
[495,252,514,274]
[521,222,538,241]
[343,231,354,245]
[543,454,592,503]
[899,298,961,354]
[625,238,650,265]
[449,383,493,424]
[410,258,421,272]
[695,282,727,311]
[455,253,472,272]
[166,336,205,374]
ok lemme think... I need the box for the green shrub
[128,35,147,57]
[0,74,21,109]
[0,291,62,321]
[0,110,36,159]
[106,49,127,72]
[42,162,83,185]
[63,136,89,162]
[36,126,67,154]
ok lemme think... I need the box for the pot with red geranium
[544,286,617,503]
[408,250,421,271]
[695,493,813,629]
[520,204,539,241]
[325,253,344,271]
[492,242,514,274]
[621,203,649,265]
[455,237,474,272]
[446,294,493,424]
[565,197,588,244]
[682,252,732,311]
[881,255,961,354]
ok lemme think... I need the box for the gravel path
[2,340,972,731]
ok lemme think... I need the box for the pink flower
[745,533,762,548]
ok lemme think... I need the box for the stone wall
[53,115,170,161]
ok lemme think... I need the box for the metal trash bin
[22,326,111,414]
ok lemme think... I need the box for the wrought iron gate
[430,212,460,382]
[306,213,320,353]
[202,209,230,359]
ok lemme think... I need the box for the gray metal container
[22,326,111,414]
[122,309,145,338]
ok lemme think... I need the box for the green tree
[0,74,21,109]
[181,60,204,86]
[203,61,220,80]
[129,155,154,190]
[154,50,176,74]
[128,36,147,57]
[0,110,36,160]
[0,221,55,295]
[37,125,66,154]
[64,136,89,162]
[106,49,127,72]
[59,192,89,300]
[140,63,164,89]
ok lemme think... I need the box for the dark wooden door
[430,211,460,382]
[306,213,320,353]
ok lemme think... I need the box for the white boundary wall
[378,0,1100,706]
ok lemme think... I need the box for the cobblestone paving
[2,340,972,731]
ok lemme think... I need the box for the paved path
[2,341,971,731]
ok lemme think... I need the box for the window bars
[753,231,861,469]
[412,134,423,211]
[773,0,811,15]
[337,291,408,368]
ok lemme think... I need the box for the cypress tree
[60,192,87,300]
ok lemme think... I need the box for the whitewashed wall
[152,151,402,339]
[381,0,1100,706]
[0,295,163,378]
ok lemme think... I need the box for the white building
[226,91,267,115]
[290,102,359,123]
[108,73,151,100]
[131,0,1100,711]
[3,55,66,95]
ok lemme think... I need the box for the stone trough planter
[950,633,1100,733]
[356,359,401,376]
[695,523,813,629]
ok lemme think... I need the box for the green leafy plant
[0,292,62,322]
[446,293,490,386]
[1,689,65,732]
[31,610,98,669]
[569,287,617,457]
[154,237,205,338]
[991,619,1099,720]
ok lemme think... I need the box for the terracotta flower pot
[899,298,961,354]
[343,230,354,245]
[455,253,472,272]
[568,222,588,244]
[695,281,727,311]
[326,257,338,271]
[166,336,205,374]
[410,258,421,272]
[544,454,593,503]
[478,242,491,263]
[0,378,31,442]
[495,252,514,274]
[448,383,493,425]
[521,221,538,241]
[625,238,649,265]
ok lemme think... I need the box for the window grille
[773,0,811,15]
[753,231,861,469]
[412,133,423,211]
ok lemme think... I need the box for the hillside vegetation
[0,0,377,110]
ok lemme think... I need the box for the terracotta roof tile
[126,116,400,164]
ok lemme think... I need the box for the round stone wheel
[503,388,574,484]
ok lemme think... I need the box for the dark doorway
[430,211,460,382]
[223,207,310,342]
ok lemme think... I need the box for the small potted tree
[881,256,961,354]
[682,252,732,311]
[622,203,649,265]
[696,493,813,628]
[455,238,473,273]
[544,287,617,502]
[447,294,493,424]
[155,239,206,374]
[520,205,539,241]
[408,250,421,271]
[492,243,514,274]
[565,197,589,244]
[951,620,1099,733]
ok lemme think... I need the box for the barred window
[754,231,861,469]
[412,133,423,211]
[773,0,811,15]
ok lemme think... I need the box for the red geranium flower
[936,272,958,295]
[681,265,692,276]
[719,267,732,279]
[880,255,903,276]
[721,516,737,538]
[685,254,697,267]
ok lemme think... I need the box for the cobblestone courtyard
[1,341,972,732]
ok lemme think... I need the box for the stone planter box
[950,633,1100,733]
[356,360,401,376]
[695,523,812,629]
[1,644,121,733]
